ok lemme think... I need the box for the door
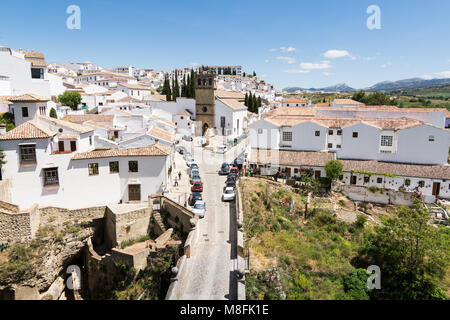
[70,141,77,152]
[315,171,321,179]
[128,184,141,201]
[286,168,291,177]
[58,141,65,152]
[432,182,441,197]
[351,175,357,185]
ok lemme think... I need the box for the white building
[0,118,171,210]
[249,106,450,201]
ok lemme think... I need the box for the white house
[0,119,171,209]
[8,94,51,126]
[281,97,311,108]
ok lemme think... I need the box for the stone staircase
[426,203,449,224]
[152,211,167,233]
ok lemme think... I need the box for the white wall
[249,120,279,149]
[0,51,51,97]
[0,136,169,209]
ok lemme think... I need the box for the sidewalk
[167,151,191,206]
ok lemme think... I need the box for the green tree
[341,269,370,300]
[356,200,450,300]
[244,93,248,107]
[325,159,343,182]
[190,70,196,99]
[49,108,57,119]
[257,96,262,109]
[352,90,366,103]
[58,91,81,110]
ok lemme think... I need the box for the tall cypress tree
[257,96,262,110]
[244,92,248,107]
[190,69,196,99]
[181,75,187,97]
[163,75,172,101]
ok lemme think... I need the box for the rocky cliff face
[0,225,95,299]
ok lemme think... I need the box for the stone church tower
[195,72,216,135]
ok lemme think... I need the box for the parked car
[224,179,236,190]
[222,187,236,202]
[192,200,206,218]
[217,145,228,154]
[227,172,238,181]
[230,166,239,175]
[186,159,196,168]
[183,135,193,142]
[233,155,244,170]
[176,145,186,154]
[189,192,203,206]
[188,163,199,175]
[189,168,200,178]
[219,163,230,175]
[190,173,201,185]
[192,181,203,192]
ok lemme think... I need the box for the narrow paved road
[177,139,247,300]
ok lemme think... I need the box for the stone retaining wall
[340,185,415,206]
[0,204,39,242]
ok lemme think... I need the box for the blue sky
[1,0,450,89]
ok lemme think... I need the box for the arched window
[202,79,206,86]
[198,79,201,86]
[209,78,212,86]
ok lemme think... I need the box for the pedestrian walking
[174,176,179,187]
[178,171,182,180]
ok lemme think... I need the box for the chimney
[0,124,6,135]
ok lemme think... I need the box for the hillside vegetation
[241,178,450,300]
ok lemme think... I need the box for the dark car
[189,192,203,206]
[233,156,244,170]
[227,172,238,181]
[224,179,236,191]
[190,173,201,185]
[192,181,203,192]
[219,163,230,175]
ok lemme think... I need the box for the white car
[222,187,236,202]
[186,159,196,167]
[217,145,228,154]
[192,200,206,218]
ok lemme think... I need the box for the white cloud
[323,49,350,59]
[435,71,450,78]
[283,69,310,74]
[269,48,277,52]
[276,56,296,64]
[323,72,333,76]
[421,74,434,80]
[365,57,377,61]
[300,60,332,70]
[381,62,392,68]
[264,59,269,63]
[280,46,296,53]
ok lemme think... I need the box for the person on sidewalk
[174,176,179,187]
[178,171,182,180]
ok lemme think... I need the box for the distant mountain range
[283,78,450,93]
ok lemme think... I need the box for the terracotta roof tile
[340,160,450,180]
[39,115,94,134]
[0,120,56,140]
[249,149,335,167]
[8,94,49,102]
[148,127,174,143]
[72,144,171,160]
[61,114,115,124]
